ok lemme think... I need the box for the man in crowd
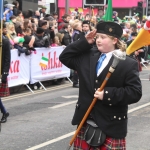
[33,27,50,48]
[39,20,51,46]
[34,10,41,20]
[126,32,145,72]
[39,5,47,18]
[52,12,58,21]
[58,14,71,31]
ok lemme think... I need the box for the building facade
[38,0,56,14]
[58,0,147,19]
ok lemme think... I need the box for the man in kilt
[0,23,11,123]
[59,21,142,150]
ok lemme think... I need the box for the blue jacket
[5,8,13,22]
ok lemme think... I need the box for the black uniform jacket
[1,36,11,74]
[59,36,142,139]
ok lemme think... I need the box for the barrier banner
[30,47,70,84]
[8,50,30,87]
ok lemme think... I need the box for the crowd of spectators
[2,0,150,89]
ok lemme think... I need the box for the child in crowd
[51,35,61,47]
[51,33,65,85]
[4,4,14,22]
[14,37,31,56]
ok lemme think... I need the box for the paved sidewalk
[9,79,72,95]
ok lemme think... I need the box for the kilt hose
[73,123,126,150]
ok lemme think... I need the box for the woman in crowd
[51,35,61,47]
[15,22,24,36]
[6,22,17,48]
[84,14,90,21]
[16,10,24,23]
[23,19,31,30]
[71,19,82,42]
[90,16,97,28]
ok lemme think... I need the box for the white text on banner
[30,47,70,84]
[8,49,30,87]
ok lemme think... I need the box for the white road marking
[50,100,77,109]
[2,84,72,102]
[62,95,78,98]
[26,131,75,150]
[128,102,150,113]
[26,101,150,150]
[140,79,149,81]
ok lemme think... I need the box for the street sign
[83,0,107,8]
[85,0,104,5]
[147,0,150,16]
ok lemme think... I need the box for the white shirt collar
[100,51,114,60]
[96,50,115,76]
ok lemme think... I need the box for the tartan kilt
[73,123,126,150]
[0,82,10,97]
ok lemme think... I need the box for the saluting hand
[85,29,97,44]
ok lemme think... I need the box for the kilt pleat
[0,82,10,97]
[73,123,126,150]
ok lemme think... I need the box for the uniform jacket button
[109,104,112,106]
[105,91,108,94]
[76,104,79,109]
[118,117,121,120]
[108,98,111,101]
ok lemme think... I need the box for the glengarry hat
[82,20,90,25]
[96,21,123,39]
[131,32,138,36]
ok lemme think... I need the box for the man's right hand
[85,29,97,44]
